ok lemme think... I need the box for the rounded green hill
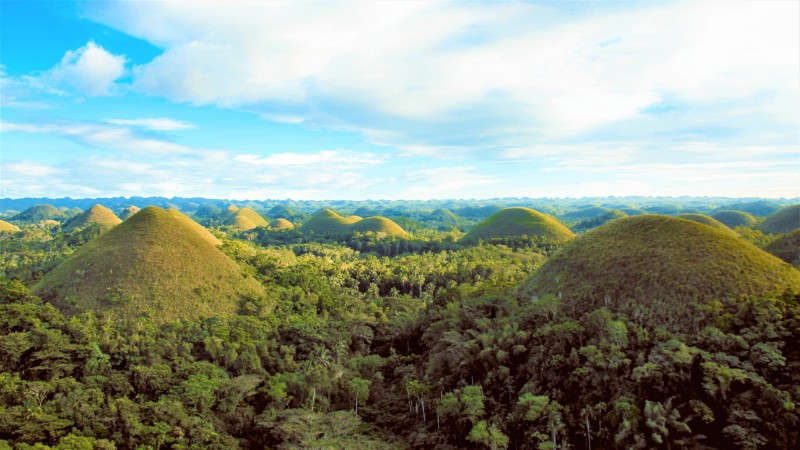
[460,207,575,245]
[351,217,408,236]
[427,208,460,221]
[118,206,141,220]
[33,206,266,323]
[562,206,611,221]
[711,210,757,229]
[226,207,269,231]
[0,220,21,233]
[677,213,738,236]
[573,210,627,232]
[758,204,800,234]
[12,204,65,222]
[274,218,294,229]
[519,215,800,327]
[764,230,800,266]
[63,204,122,232]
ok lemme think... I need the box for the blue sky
[1,0,798,200]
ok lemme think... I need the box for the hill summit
[12,204,65,222]
[118,206,141,220]
[460,207,575,245]
[226,208,269,231]
[519,215,800,329]
[63,204,122,232]
[33,206,266,323]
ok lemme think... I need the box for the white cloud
[395,166,499,200]
[1,120,193,155]
[103,118,194,131]
[85,0,798,152]
[42,42,127,97]
[234,150,382,168]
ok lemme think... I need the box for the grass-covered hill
[63,204,122,232]
[764,230,800,266]
[619,207,647,216]
[299,208,406,237]
[427,208,460,222]
[677,213,738,236]
[460,207,575,245]
[561,206,611,221]
[716,199,783,217]
[226,207,269,231]
[195,204,222,218]
[572,209,627,232]
[166,208,222,246]
[758,204,800,234]
[0,220,20,233]
[33,206,266,323]
[118,205,141,220]
[12,204,66,222]
[519,215,800,328]
[269,204,295,217]
[350,217,408,235]
[274,218,294,229]
[711,209,757,228]
[352,206,377,217]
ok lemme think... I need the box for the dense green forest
[0,197,799,449]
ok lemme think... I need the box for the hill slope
[711,210,757,228]
[118,206,141,220]
[12,204,65,222]
[63,204,122,232]
[461,207,575,245]
[764,230,800,266]
[226,208,269,230]
[166,208,222,246]
[519,215,800,328]
[0,220,21,233]
[758,204,800,234]
[33,206,265,323]
[677,213,738,236]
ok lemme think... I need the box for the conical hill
[677,214,737,236]
[758,204,800,234]
[351,217,408,235]
[460,207,575,245]
[118,206,141,220]
[0,220,21,233]
[12,204,65,222]
[226,208,269,230]
[274,218,294,229]
[63,204,122,232]
[518,215,800,328]
[711,210,756,229]
[764,230,800,266]
[33,206,265,323]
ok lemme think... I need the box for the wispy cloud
[395,166,499,200]
[103,117,194,131]
[1,120,193,155]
